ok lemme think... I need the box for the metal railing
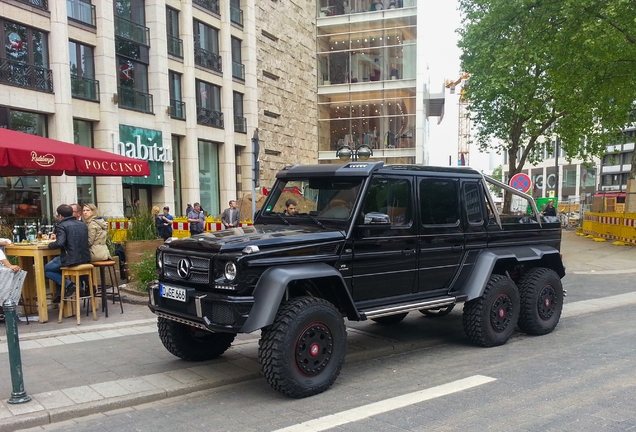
[170,99,186,120]
[70,75,99,101]
[194,46,222,73]
[118,87,153,113]
[114,16,150,46]
[0,58,53,92]
[67,0,96,26]
[192,0,219,14]
[196,107,224,129]
[14,0,48,10]
[230,5,243,26]
[232,61,245,80]
[234,116,247,133]
[167,35,183,58]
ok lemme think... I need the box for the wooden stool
[91,260,124,317]
[59,264,97,325]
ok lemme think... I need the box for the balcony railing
[71,75,100,101]
[193,0,219,15]
[0,58,53,92]
[14,0,48,10]
[118,87,153,113]
[197,107,224,129]
[230,5,243,27]
[167,35,183,58]
[232,61,245,80]
[67,0,96,26]
[170,99,186,120]
[234,116,247,133]
[115,16,150,46]
[194,46,222,73]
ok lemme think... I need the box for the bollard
[2,299,31,404]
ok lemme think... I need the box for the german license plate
[160,284,186,302]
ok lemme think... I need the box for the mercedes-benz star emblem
[177,258,192,279]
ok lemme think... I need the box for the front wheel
[517,268,563,335]
[157,317,236,361]
[462,275,519,347]
[259,297,346,398]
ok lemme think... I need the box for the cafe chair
[59,264,97,325]
[90,260,124,317]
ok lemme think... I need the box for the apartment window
[0,20,52,92]
[69,40,99,101]
[117,56,152,112]
[231,37,244,80]
[230,0,243,27]
[74,119,96,205]
[168,71,185,120]
[233,91,246,133]
[196,80,223,128]
[194,20,221,72]
[166,7,183,57]
[68,0,96,26]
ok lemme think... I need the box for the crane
[445,73,471,166]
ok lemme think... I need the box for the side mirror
[363,212,391,225]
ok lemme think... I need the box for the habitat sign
[117,125,172,186]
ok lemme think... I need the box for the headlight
[224,261,237,281]
[156,250,163,270]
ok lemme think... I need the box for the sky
[424,1,497,173]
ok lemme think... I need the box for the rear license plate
[160,284,186,302]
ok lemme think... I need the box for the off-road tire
[462,274,520,347]
[157,317,236,361]
[517,268,563,335]
[259,297,346,398]
[372,312,408,325]
[419,305,455,317]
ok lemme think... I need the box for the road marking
[570,269,636,275]
[563,292,636,318]
[272,375,496,432]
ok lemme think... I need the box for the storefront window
[73,119,95,207]
[172,135,182,216]
[198,140,220,216]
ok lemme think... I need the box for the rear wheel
[259,297,346,398]
[372,312,408,325]
[462,275,519,347]
[419,305,455,317]
[157,317,236,361]
[517,268,563,335]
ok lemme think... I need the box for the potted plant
[123,206,164,278]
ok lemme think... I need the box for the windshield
[260,177,364,221]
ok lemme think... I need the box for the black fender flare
[239,263,355,333]
[462,245,565,301]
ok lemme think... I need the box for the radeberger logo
[31,151,56,167]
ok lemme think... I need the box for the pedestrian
[542,200,557,217]
[187,202,206,235]
[221,200,240,229]
[45,204,91,303]
[82,204,110,261]
[70,203,82,220]
[185,203,193,217]
[158,206,174,240]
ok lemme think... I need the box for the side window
[420,179,459,226]
[463,182,484,225]
[362,178,412,226]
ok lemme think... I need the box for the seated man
[45,204,91,303]
[284,199,297,216]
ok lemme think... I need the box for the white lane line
[272,375,496,432]
[570,269,636,275]
[563,292,636,318]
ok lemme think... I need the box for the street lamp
[335,144,373,162]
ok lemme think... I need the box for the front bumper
[148,283,254,333]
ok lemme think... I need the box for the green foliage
[126,206,158,241]
[458,0,636,179]
[488,165,503,197]
[127,251,156,292]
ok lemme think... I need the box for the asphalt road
[32,271,636,432]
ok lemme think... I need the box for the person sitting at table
[0,238,20,272]
[82,204,110,262]
[45,204,91,303]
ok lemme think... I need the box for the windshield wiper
[272,212,290,225]
[297,213,326,229]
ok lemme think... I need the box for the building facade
[598,127,635,197]
[0,0,318,223]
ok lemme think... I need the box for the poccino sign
[117,125,168,186]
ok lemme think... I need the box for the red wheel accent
[294,322,333,376]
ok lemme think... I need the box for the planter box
[123,239,164,280]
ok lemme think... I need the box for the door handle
[451,245,464,252]
[402,249,416,256]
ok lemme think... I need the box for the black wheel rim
[295,322,333,376]
[537,285,557,320]
[490,294,514,332]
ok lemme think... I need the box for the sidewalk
[1,231,635,431]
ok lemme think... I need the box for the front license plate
[160,284,187,302]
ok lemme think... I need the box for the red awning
[0,128,150,177]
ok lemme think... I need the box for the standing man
[70,203,82,220]
[159,206,174,240]
[187,202,206,236]
[542,200,557,216]
[45,204,90,302]
[221,200,240,229]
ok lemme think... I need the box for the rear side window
[419,179,459,226]
[463,182,484,224]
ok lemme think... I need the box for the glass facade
[198,140,220,216]
[73,119,96,207]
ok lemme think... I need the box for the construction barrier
[108,216,253,241]
[581,212,636,244]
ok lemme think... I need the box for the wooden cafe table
[5,242,60,323]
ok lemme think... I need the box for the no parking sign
[510,173,532,193]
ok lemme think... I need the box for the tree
[458,0,636,210]
[488,165,503,197]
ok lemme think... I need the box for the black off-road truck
[148,162,565,398]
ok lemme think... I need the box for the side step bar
[360,297,457,320]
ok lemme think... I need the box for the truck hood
[164,225,345,253]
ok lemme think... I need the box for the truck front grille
[162,252,211,284]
